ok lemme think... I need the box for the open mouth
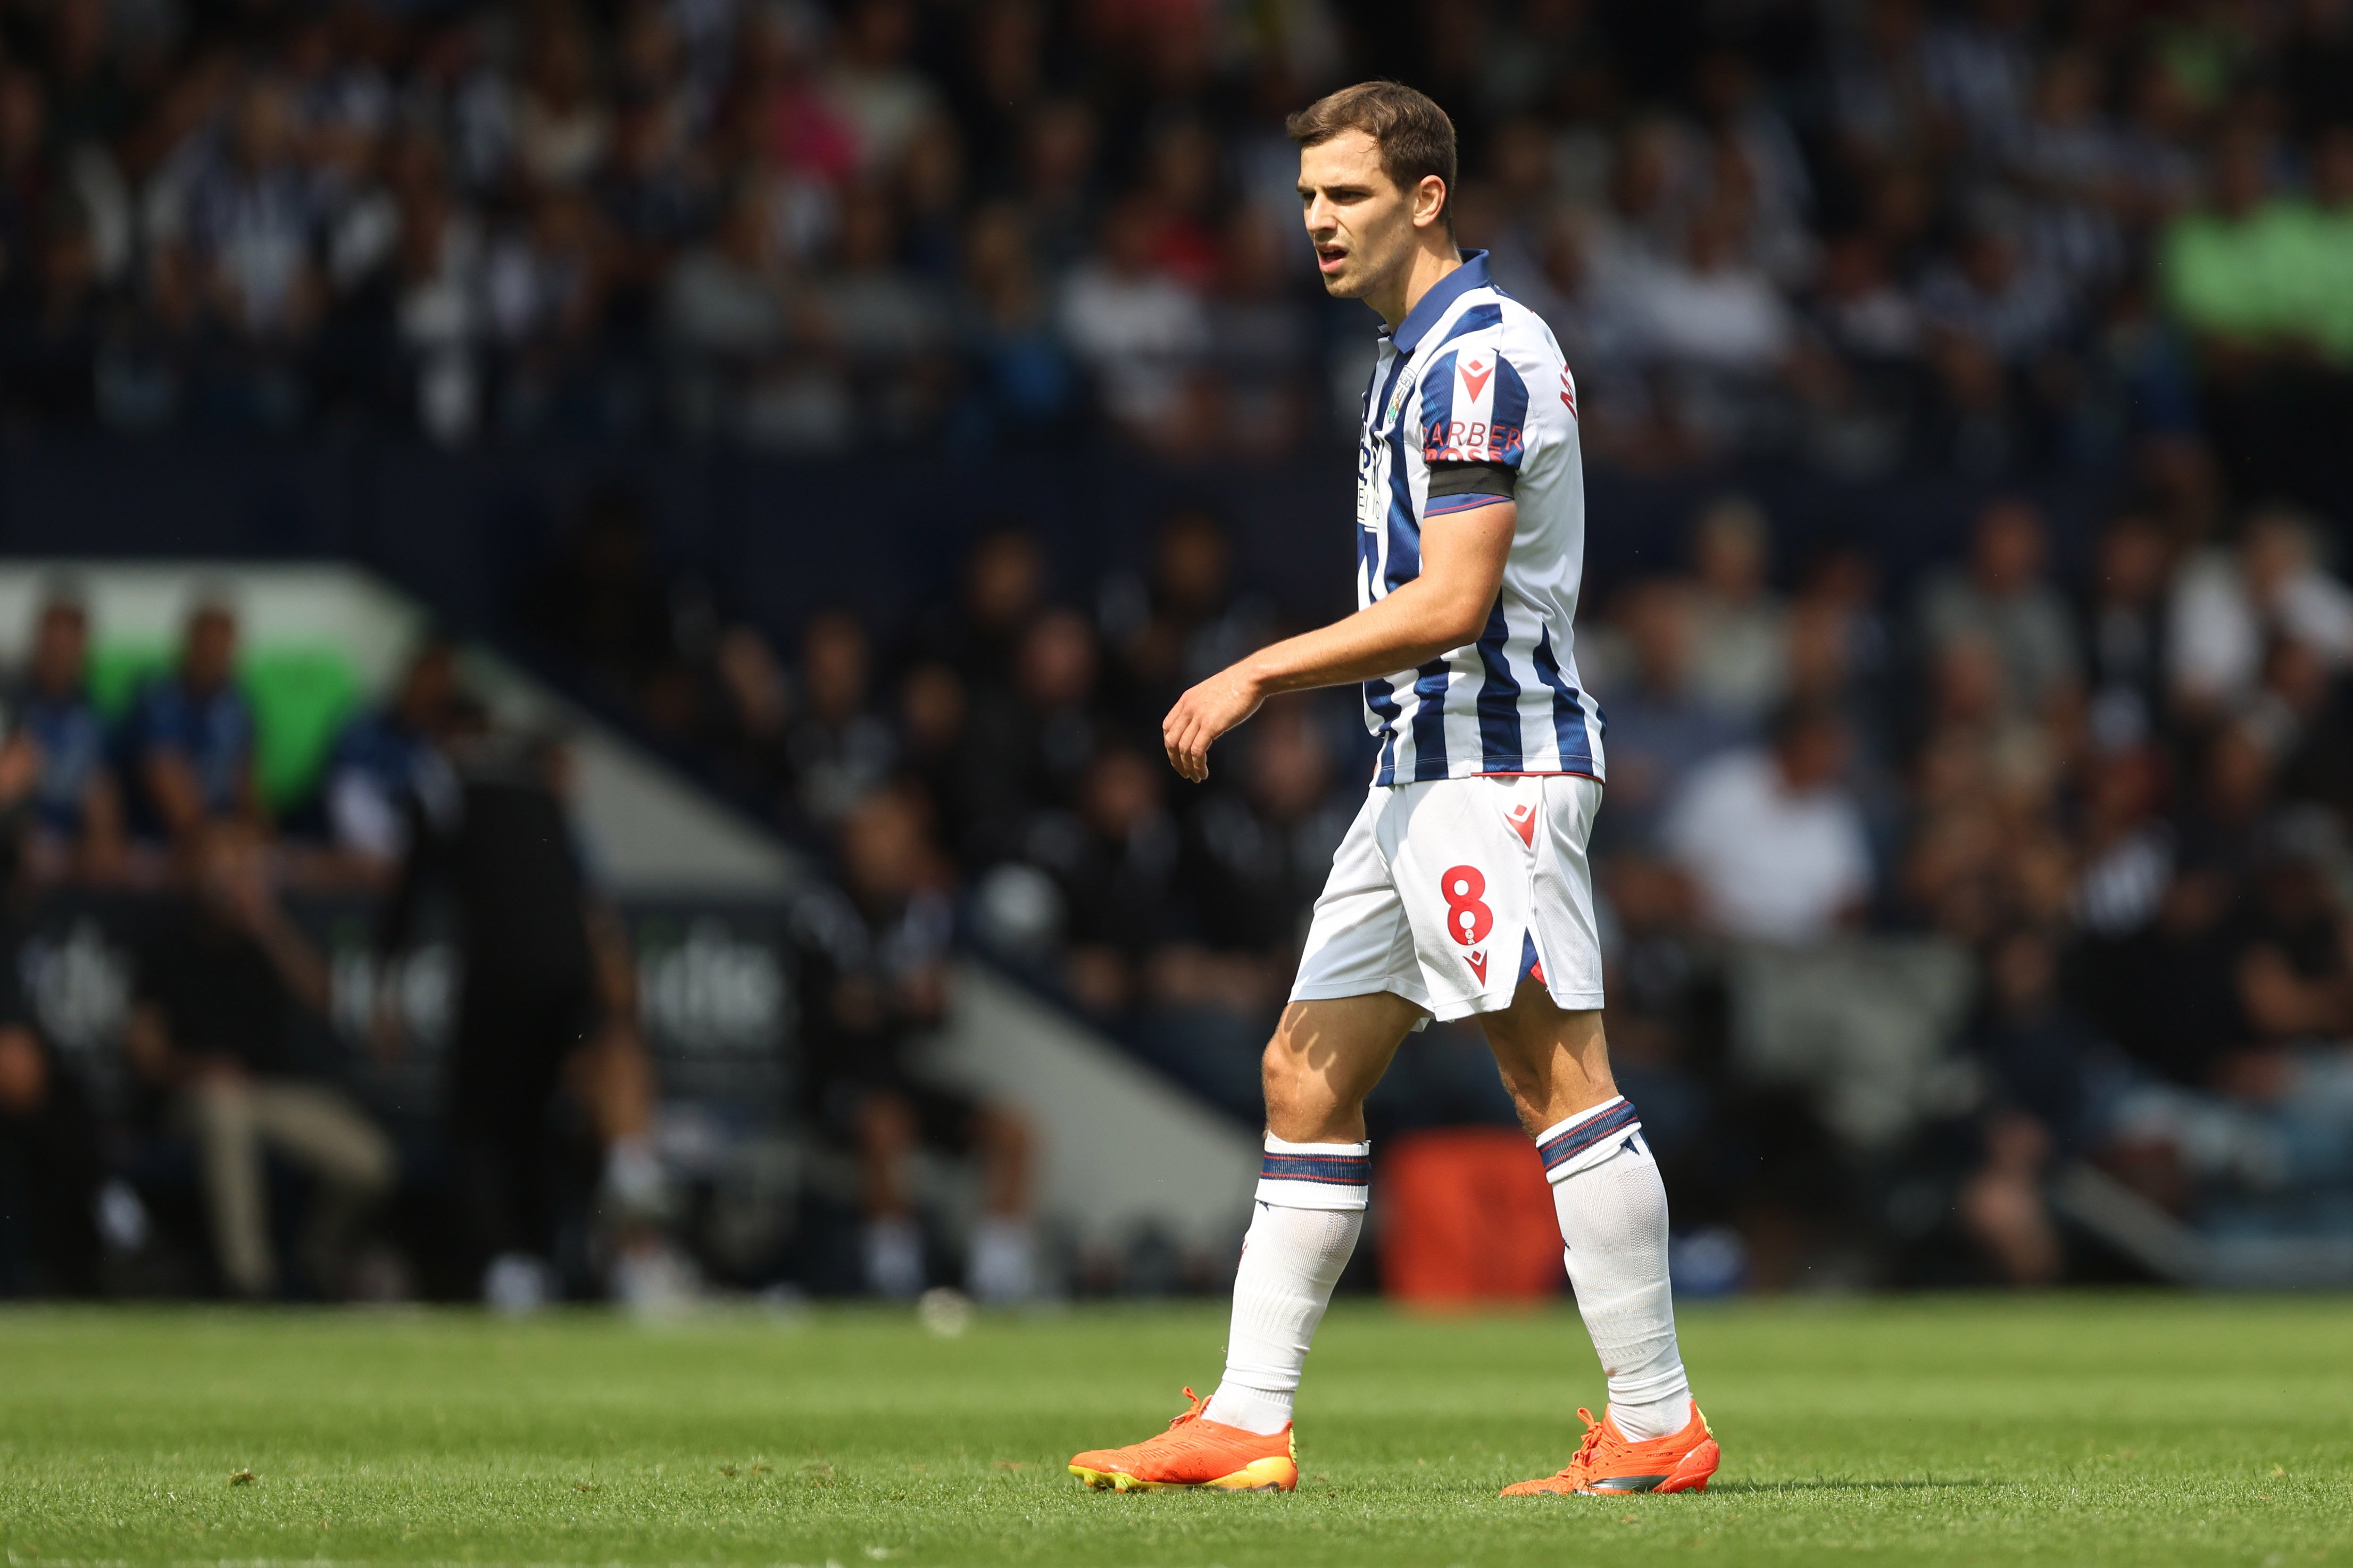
[1315,246,1348,274]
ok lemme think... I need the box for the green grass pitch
[2,1295,2348,1567]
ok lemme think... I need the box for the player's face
[1298,130,1421,301]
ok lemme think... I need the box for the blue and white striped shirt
[1353,251,1606,786]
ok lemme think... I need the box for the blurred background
[0,0,2351,1311]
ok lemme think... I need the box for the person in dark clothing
[378,729,667,1309]
[122,599,265,848]
[792,786,1034,1300]
[914,528,1047,693]
[127,821,394,1298]
[1959,928,2096,1286]
[1178,695,1354,966]
[517,490,689,705]
[1102,507,1270,735]
[781,610,897,832]
[960,607,1104,864]
[0,952,103,1295]
[1025,743,1187,1017]
[6,593,124,878]
[322,639,460,876]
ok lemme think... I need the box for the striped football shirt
[1352,249,1606,786]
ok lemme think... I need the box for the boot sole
[1069,1456,1298,1492]
[1583,1437,1721,1495]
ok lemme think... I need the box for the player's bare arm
[1161,499,1515,782]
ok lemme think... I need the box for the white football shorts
[1290,772,1605,1023]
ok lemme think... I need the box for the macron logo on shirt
[1459,357,1494,401]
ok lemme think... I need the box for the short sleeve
[1417,338,1538,471]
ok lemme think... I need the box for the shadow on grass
[1706,1479,1987,1494]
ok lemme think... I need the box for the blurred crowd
[0,587,1038,1304]
[0,0,2347,482]
[535,431,2353,1288]
[5,0,2353,1294]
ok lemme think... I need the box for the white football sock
[1535,1098,1692,1442]
[1203,1136,1369,1436]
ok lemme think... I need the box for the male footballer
[1067,80,1717,1499]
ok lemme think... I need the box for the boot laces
[1559,1407,1607,1478]
[1167,1387,1208,1430]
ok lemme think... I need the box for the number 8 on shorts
[1439,865,1493,946]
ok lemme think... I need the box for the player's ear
[1412,175,1449,231]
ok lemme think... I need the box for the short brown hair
[1286,81,1458,237]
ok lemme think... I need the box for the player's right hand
[1162,667,1266,783]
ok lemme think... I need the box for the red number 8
[1439,865,1493,946]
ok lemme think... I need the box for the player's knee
[1259,1044,1342,1136]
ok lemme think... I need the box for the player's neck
[1370,238,1465,333]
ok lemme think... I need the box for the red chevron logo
[1507,803,1537,847]
[1467,950,1489,983]
[1460,357,1493,401]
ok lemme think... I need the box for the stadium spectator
[379,727,671,1311]
[123,599,263,848]
[6,594,125,879]
[921,527,1045,688]
[126,821,394,1298]
[783,610,896,832]
[324,639,460,874]
[1595,578,1748,851]
[1958,928,2084,1286]
[1918,498,2082,718]
[518,488,691,706]
[1024,743,1186,1017]
[2082,512,2176,751]
[794,787,1035,1300]
[1664,697,1873,944]
[1681,496,1790,722]
[699,622,793,795]
[160,77,326,426]
[1059,194,1210,440]
[961,606,1104,865]
[1174,695,1351,981]
[1101,506,1270,732]
[0,962,104,1296]
[2168,508,2353,719]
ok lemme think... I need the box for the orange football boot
[1068,1387,1299,1492]
[1501,1402,1718,1496]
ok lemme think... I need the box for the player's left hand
[1163,668,1266,782]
